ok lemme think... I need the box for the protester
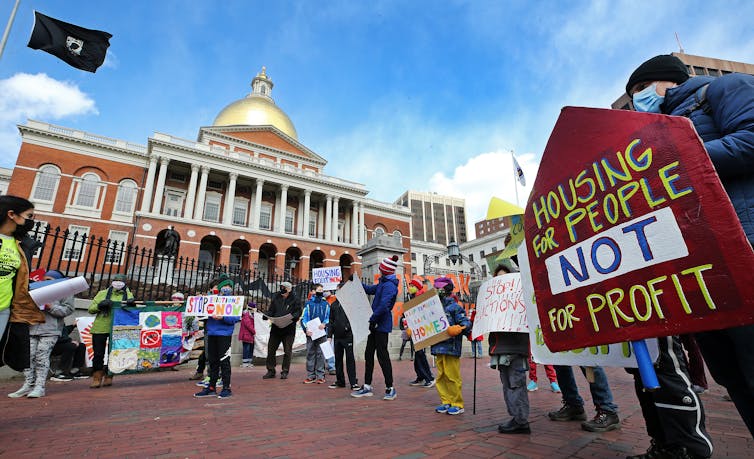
[406,278,435,388]
[427,276,470,415]
[326,286,359,389]
[680,334,708,394]
[398,313,414,361]
[548,365,621,432]
[301,283,330,384]
[194,279,240,398]
[263,281,301,380]
[626,54,754,439]
[87,273,135,388]
[49,324,87,381]
[324,290,337,375]
[8,270,74,398]
[351,255,399,400]
[528,355,560,393]
[0,196,45,372]
[239,301,256,368]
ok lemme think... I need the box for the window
[114,180,137,214]
[373,227,385,238]
[285,207,295,234]
[309,210,317,237]
[106,231,129,264]
[232,199,248,226]
[32,165,60,202]
[75,173,100,208]
[203,193,221,222]
[63,225,89,261]
[434,256,439,264]
[168,172,186,183]
[445,258,451,266]
[468,253,474,262]
[479,250,485,258]
[411,252,416,261]
[693,66,706,76]
[259,203,272,230]
[207,180,223,190]
[393,230,402,239]
[491,246,497,252]
[164,190,185,217]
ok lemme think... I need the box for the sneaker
[217,388,233,399]
[691,385,707,394]
[351,385,373,398]
[188,372,204,380]
[527,380,538,391]
[447,406,464,415]
[409,378,425,386]
[51,374,74,382]
[280,372,288,380]
[435,404,451,413]
[550,382,561,393]
[27,387,45,398]
[351,384,361,390]
[498,419,531,434]
[194,387,216,398]
[329,382,345,389]
[581,410,620,432]
[8,385,32,398]
[73,373,89,380]
[303,378,317,384]
[241,362,251,368]
[626,440,663,459]
[422,379,436,388]
[328,369,337,375]
[383,387,396,400]
[262,371,276,379]
[548,403,587,421]
[316,378,326,384]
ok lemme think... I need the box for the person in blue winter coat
[194,278,240,399]
[429,277,471,416]
[351,255,400,401]
[301,283,330,384]
[629,54,754,435]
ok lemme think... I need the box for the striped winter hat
[379,255,400,275]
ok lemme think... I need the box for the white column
[358,204,365,245]
[184,164,200,220]
[332,196,340,242]
[151,157,170,214]
[252,179,264,230]
[248,182,257,229]
[351,202,358,245]
[194,166,210,220]
[317,201,324,239]
[222,172,238,225]
[278,184,288,233]
[303,190,311,238]
[140,156,158,212]
[324,195,333,241]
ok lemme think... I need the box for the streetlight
[447,238,461,265]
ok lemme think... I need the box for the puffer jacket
[662,73,754,241]
[430,296,471,357]
[29,295,74,337]
[363,274,398,332]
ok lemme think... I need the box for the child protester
[301,283,330,384]
[239,301,257,368]
[194,277,240,399]
[430,277,471,415]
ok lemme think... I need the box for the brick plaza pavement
[0,358,750,458]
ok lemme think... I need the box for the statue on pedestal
[160,226,180,258]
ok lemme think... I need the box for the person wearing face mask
[0,196,45,374]
[263,281,301,380]
[301,283,330,384]
[87,273,136,388]
[406,279,435,388]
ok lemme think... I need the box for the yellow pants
[435,354,463,408]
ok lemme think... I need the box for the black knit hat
[626,55,690,95]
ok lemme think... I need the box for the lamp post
[423,238,481,280]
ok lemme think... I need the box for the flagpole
[512,150,520,207]
[0,0,21,62]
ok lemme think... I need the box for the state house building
[7,67,411,278]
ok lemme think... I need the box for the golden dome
[212,67,298,140]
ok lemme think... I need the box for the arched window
[373,227,385,238]
[114,179,137,213]
[32,165,60,202]
[75,173,100,208]
[393,230,402,239]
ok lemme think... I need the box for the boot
[102,373,113,387]
[8,382,33,398]
[27,385,46,398]
[90,370,104,388]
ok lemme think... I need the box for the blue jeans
[242,342,253,361]
[554,365,618,414]
[413,349,433,382]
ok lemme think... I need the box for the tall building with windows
[7,67,411,278]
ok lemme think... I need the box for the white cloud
[0,73,97,167]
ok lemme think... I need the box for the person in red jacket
[239,302,257,368]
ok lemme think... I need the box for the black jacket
[327,299,353,340]
[267,291,301,334]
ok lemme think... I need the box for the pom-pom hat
[379,255,400,275]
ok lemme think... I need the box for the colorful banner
[312,266,342,291]
[402,289,450,350]
[185,295,244,317]
[471,273,528,339]
[75,316,99,367]
[524,107,754,351]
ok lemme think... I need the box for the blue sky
[1,0,753,236]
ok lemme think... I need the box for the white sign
[519,244,659,367]
[306,317,326,340]
[253,312,307,357]
[403,290,450,350]
[312,266,343,291]
[335,277,372,346]
[472,273,528,339]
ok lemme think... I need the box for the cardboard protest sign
[312,266,342,291]
[471,273,528,339]
[518,244,658,366]
[335,278,372,346]
[402,289,450,350]
[184,295,244,317]
[253,311,307,357]
[525,107,754,352]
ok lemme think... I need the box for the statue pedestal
[153,255,175,285]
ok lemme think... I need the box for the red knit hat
[409,279,422,290]
[379,255,400,275]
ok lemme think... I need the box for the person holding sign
[406,279,435,388]
[301,284,330,384]
[351,255,400,401]
[263,281,301,380]
[430,277,471,415]
[627,54,754,441]
[326,286,359,390]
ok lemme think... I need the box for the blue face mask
[220,287,233,296]
[632,83,664,113]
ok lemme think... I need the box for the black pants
[266,329,295,374]
[364,331,392,387]
[399,339,414,359]
[51,340,85,374]
[207,335,232,389]
[333,336,357,387]
[92,333,109,372]
[628,336,713,458]
[414,349,434,382]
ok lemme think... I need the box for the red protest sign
[525,107,754,352]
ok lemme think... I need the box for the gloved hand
[406,327,412,338]
[125,298,137,307]
[369,321,378,332]
[447,325,466,337]
[98,299,112,312]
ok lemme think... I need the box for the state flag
[513,154,526,187]
[27,12,112,73]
